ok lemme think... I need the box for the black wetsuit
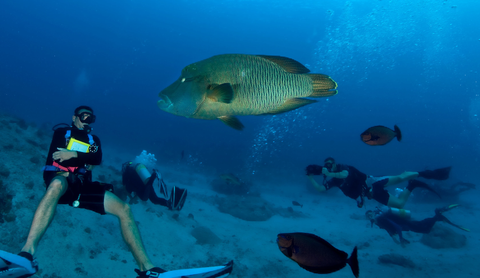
[43,126,107,214]
[324,164,368,200]
[374,210,440,241]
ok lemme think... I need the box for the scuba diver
[366,204,469,247]
[0,106,167,277]
[122,162,187,211]
[0,106,232,278]
[306,157,450,209]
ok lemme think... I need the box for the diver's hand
[322,167,331,176]
[356,196,364,208]
[400,238,410,248]
[53,148,78,162]
[391,236,400,245]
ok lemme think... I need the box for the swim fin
[435,204,459,215]
[418,166,451,180]
[0,250,38,278]
[136,260,233,278]
[439,215,470,232]
[406,180,442,199]
[168,186,188,211]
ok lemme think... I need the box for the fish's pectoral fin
[308,74,338,97]
[262,98,317,115]
[256,55,310,74]
[207,83,234,103]
[218,116,244,130]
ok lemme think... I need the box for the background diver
[122,161,187,211]
[306,157,450,208]
[365,204,469,247]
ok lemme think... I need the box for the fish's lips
[277,234,293,247]
[157,94,173,110]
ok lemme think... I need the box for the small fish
[157,54,338,130]
[292,201,303,208]
[219,173,243,186]
[360,125,402,146]
[277,232,359,277]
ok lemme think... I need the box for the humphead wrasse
[157,54,338,130]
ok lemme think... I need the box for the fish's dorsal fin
[218,115,244,130]
[262,98,316,115]
[256,55,310,74]
[207,83,234,103]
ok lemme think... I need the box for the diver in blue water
[0,106,232,278]
[306,157,449,209]
[366,204,469,247]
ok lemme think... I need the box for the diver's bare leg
[21,177,67,256]
[104,191,154,271]
[384,172,419,187]
[386,190,412,209]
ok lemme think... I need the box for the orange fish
[360,125,402,146]
[277,232,359,277]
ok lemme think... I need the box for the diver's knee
[114,199,133,218]
[387,196,404,209]
[46,178,67,196]
[401,171,419,180]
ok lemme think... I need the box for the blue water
[1,1,479,183]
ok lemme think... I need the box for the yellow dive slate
[67,138,90,153]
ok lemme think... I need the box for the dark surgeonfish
[157,54,338,130]
[277,232,359,277]
[360,125,402,146]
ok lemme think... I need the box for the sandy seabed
[1,114,478,278]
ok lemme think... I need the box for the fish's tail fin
[394,125,402,141]
[347,246,359,278]
[308,74,338,97]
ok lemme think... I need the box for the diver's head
[323,157,336,172]
[72,105,96,132]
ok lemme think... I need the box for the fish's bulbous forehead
[182,64,198,75]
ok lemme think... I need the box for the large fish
[277,232,359,277]
[158,54,338,130]
[360,125,402,146]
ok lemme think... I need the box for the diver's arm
[308,175,326,192]
[53,148,78,163]
[76,135,102,165]
[384,218,410,246]
[323,168,349,179]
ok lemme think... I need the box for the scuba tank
[389,207,411,219]
[135,163,152,185]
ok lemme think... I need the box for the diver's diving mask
[76,112,96,124]
[324,162,333,171]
